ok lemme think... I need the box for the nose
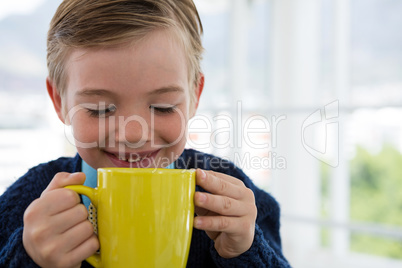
[115,114,150,148]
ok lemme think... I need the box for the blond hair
[47,0,203,105]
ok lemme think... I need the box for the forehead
[64,29,190,96]
[67,28,187,66]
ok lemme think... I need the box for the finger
[198,169,245,186]
[194,215,242,234]
[209,170,245,186]
[61,220,96,252]
[42,172,86,196]
[53,204,89,234]
[194,192,250,217]
[49,233,99,268]
[196,169,245,200]
[67,234,99,267]
[39,188,82,216]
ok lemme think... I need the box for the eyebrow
[147,86,184,96]
[75,86,184,98]
[75,89,116,98]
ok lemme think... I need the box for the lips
[104,149,160,168]
[118,152,152,163]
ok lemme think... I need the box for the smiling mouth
[117,152,153,163]
[104,149,160,167]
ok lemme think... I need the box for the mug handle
[65,185,102,268]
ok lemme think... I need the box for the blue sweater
[0,149,291,267]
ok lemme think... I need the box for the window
[0,0,68,194]
[194,0,402,267]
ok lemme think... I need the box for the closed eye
[87,104,117,117]
[150,105,176,114]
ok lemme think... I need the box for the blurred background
[0,0,401,267]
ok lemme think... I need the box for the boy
[0,0,290,267]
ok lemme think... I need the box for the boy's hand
[23,172,99,268]
[194,169,257,259]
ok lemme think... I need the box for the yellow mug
[66,168,195,268]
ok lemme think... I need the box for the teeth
[117,152,153,162]
[127,153,141,163]
[128,157,141,163]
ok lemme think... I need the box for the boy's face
[49,29,202,169]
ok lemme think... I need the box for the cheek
[70,113,101,144]
[154,112,188,144]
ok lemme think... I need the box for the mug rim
[98,167,195,175]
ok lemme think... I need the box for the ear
[190,73,204,118]
[46,77,66,124]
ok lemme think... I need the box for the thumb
[41,172,86,197]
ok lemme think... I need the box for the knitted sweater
[0,149,291,267]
